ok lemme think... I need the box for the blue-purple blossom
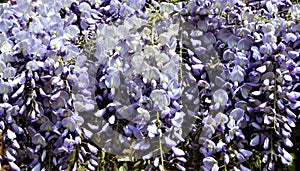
[203,157,218,171]
[283,33,297,43]
[290,4,300,19]
[150,89,170,110]
[0,1,299,171]
[266,1,278,15]
[213,89,228,109]
[215,112,229,125]
[172,146,185,157]
[32,133,46,147]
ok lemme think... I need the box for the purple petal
[7,129,16,140]
[263,154,268,163]
[132,127,143,139]
[288,51,299,59]
[32,163,41,171]
[62,117,76,131]
[281,156,289,166]
[41,150,46,162]
[287,92,300,102]
[32,133,46,147]
[256,65,267,73]
[12,84,25,99]
[40,121,53,131]
[192,64,204,76]
[6,150,16,162]
[282,148,293,162]
[213,89,228,108]
[203,156,217,168]
[94,108,106,117]
[263,137,269,149]
[0,121,4,130]
[228,35,240,48]
[237,38,251,50]
[9,162,20,171]
[87,143,98,154]
[268,162,274,170]
[26,147,35,159]
[87,164,95,171]
[211,164,219,171]
[11,123,24,134]
[286,108,296,119]
[230,66,244,83]
[223,49,236,61]
[230,108,244,121]
[239,149,252,157]
[250,134,259,146]
[90,158,98,167]
[284,33,297,43]
[172,147,185,157]
[266,1,277,14]
[224,154,229,164]
[26,61,39,71]
[11,140,20,149]
[175,163,186,171]
[284,138,293,147]
[240,164,251,171]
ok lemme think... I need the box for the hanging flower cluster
[178,0,300,170]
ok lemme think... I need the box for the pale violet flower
[229,108,244,121]
[230,65,245,83]
[144,67,160,82]
[136,107,150,121]
[150,89,170,110]
[215,112,229,125]
[105,73,120,89]
[213,89,228,109]
[291,4,300,19]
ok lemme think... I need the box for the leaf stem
[149,10,165,171]
[271,62,278,163]
[156,111,165,171]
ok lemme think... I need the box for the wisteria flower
[150,89,170,110]
[290,4,300,19]
[213,89,229,109]
[32,133,46,147]
[105,73,120,89]
[230,65,245,84]
[135,107,150,121]
[203,157,218,171]
[62,117,76,132]
[266,1,278,15]
[283,33,297,43]
[215,112,229,126]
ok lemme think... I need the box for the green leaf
[77,164,88,171]
[133,160,142,169]
[253,154,261,170]
[288,153,296,171]
[66,148,77,171]
[119,166,127,171]
[170,0,180,4]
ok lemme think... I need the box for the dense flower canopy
[0,0,300,171]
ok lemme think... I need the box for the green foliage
[288,153,296,171]
[170,0,180,4]
[119,166,127,171]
